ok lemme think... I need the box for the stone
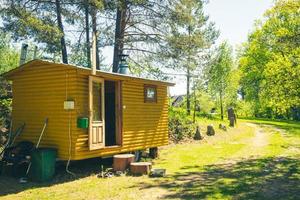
[207,125,215,136]
[150,168,166,177]
[219,124,227,131]
[227,107,237,127]
[194,126,203,140]
[229,117,235,127]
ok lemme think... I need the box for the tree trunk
[112,1,127,72]
[187,67,191,115]
[186,25,192,115]
[55,0,68,64]
[220,90,224,120]
[130,162,152,175]
[193,85,196,123]
[84,0,91,67]
[113,154,135,172]
[91,7,100,69]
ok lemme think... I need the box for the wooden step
[113,154,135,172]
[130,162,152,175]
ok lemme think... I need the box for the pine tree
[165,0,218,115]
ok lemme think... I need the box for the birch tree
[208,42,234,120]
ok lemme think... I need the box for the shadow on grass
[139,156,300,199]
[0,157,112,196]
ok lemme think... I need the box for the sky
[169,0,275,96]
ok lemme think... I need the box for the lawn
[0,119,299,200]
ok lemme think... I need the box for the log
[113,154,135,172]
[130,162,152,175]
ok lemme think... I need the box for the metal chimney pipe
[19,43,28,66]
[117,54,129,74]
[33,45,38,59]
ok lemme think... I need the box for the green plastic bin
[29,148,57,182]
[77,117,89,129]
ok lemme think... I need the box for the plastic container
[29,148,57,182]
[77,117,89,129]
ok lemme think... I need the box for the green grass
[0,119,299,200]
[241,118,300,136]
[155,122,255,173]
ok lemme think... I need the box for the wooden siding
[8,62,170,160]
[10,64,78,160]
[73,70,169,160]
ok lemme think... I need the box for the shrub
[168,108,195,142]
[236,100,255,118]
[0,78,12,130]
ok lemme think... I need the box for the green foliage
[166,0,218,69]
[260,54,300,114]
[207,41,236,118]
[0,33,19,74]
[208,42,233,94]
[0,97,12,128]
[69,43,106,68]
[0,31,19,129]
[236,100,256,118]
[239,0,300,120]
[165,0,218,114]
[169,107,196,142]
[0,1,62,53]
[194,90,215,116]
[224,69,240,107]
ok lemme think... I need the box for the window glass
[147,88,155,98]
[92,82,102,121]
[144,85,157,103]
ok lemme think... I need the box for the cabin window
[144,85,157,103]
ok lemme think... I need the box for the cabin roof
[2,59,175,86]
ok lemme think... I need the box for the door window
[92,82,102,121]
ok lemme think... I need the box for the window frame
[144,84,157,103]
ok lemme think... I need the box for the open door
[104,80,122,146]
[89,76,105,150]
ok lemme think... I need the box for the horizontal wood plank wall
[74,70,169,160]
[11,64,77,160]
[122,81,169,147]
[9,63,170,161]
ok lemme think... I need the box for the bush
[0,78,12,130]
[168,108,195,142]
[236,100,255,118]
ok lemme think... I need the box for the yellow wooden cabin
[3,60,174,161]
